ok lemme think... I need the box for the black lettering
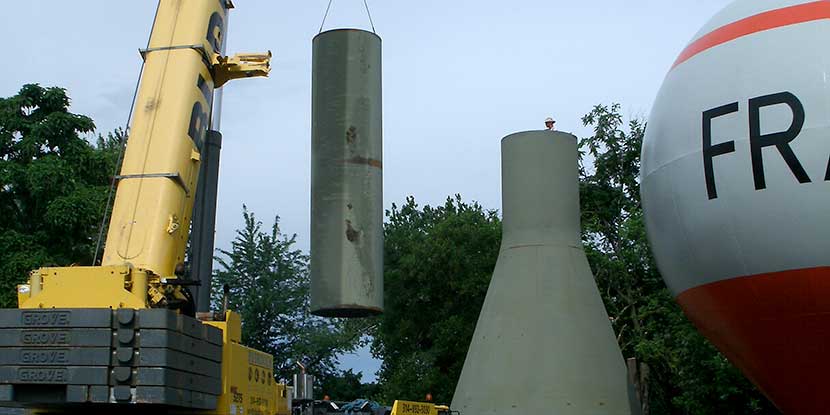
[703,102,739,199]
[825,156,830,181]
[748,91,810,190]
[197,74,212,107]
[206,12,224,53]
[188,75,214,150]
[188,102,208,150]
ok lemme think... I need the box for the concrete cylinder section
[452,131,636,415]
[310,29,383,317]
[501,131,581,248]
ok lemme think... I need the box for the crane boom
[101,0,227,280]
[18,0,269,311]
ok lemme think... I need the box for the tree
[579,103,655,355]
[212,207,362,383]
[0,84,120,307]
[372,196,501,404]
[317,369,380,402]
[579,103,777,414]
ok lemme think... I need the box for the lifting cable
[363,0,377,33]
[318,0,377,34]
[92,2,161,265]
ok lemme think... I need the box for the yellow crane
[1,1,290,414]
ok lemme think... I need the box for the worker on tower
[544,117,556,130]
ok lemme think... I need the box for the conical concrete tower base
[451,131,636,414]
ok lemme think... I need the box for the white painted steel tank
[641,1,830,412]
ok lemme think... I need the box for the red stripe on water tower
[672,1,830,70]
[676,266,830,414]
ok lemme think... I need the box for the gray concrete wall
[451,130,634,414]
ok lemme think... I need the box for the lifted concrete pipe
[310,29,383,318]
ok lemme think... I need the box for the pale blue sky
[1,0,732,382]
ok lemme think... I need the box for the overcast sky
[2,0,732,382]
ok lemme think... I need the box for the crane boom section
[3,2,283,412]
[101,0,227,277]
[21,0,268,310]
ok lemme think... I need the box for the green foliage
[212,207,363,383]
[372,195,501,405]
[0,84,120,307]
[318,369,380,402]
[580,103,778,414]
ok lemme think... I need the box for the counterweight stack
[310,29,384,317]
[452,131,636,414]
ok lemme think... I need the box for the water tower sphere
[641,1,830,413]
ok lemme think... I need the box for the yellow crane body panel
[19,265,145,309]
[205,312,291,415]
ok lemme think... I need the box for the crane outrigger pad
[0,308,222,410]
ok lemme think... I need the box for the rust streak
[144,98,158,112]
[346,126,357,144]
[345,220,360,242]
[343,156,382,168]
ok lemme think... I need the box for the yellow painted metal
[8,2,284,413]
[102,0,215,278]
[205,312,290,415]
[15,285,30,307]
[391,400,439,415]
[13,0,271,312]
[214,52,272,87]
[102,0,269,283]
[19,266,145,309]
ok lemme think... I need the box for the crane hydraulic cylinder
[310,29,384,317]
